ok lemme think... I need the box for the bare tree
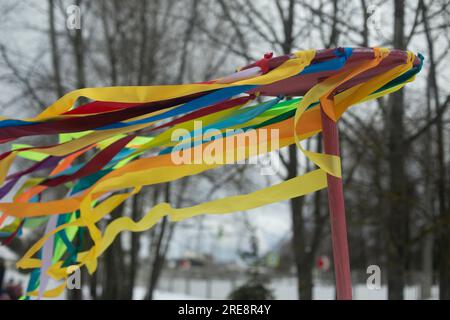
[419,0,450,300]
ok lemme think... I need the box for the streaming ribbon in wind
[0,47,422,298]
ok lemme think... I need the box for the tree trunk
[89,272,98,300]
[101,204,127,299]
[386,0,407,300]
[420,0,449,299]
[73,0,86,89]
[288,144,311,299]
[48,0,64,97]
[123,193,143,299]
[420,233,433,299]
[146,183,171,299]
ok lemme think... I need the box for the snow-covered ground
[147,284,439,300]
[135,288,202,300]
[1,265,439,300]
[155,277,440,300]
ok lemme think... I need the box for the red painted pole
[320,96,353,300]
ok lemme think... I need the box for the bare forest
[0,0,448,300]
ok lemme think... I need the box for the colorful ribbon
[0,47,422,298]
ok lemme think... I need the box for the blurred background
[0,0,448,300]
